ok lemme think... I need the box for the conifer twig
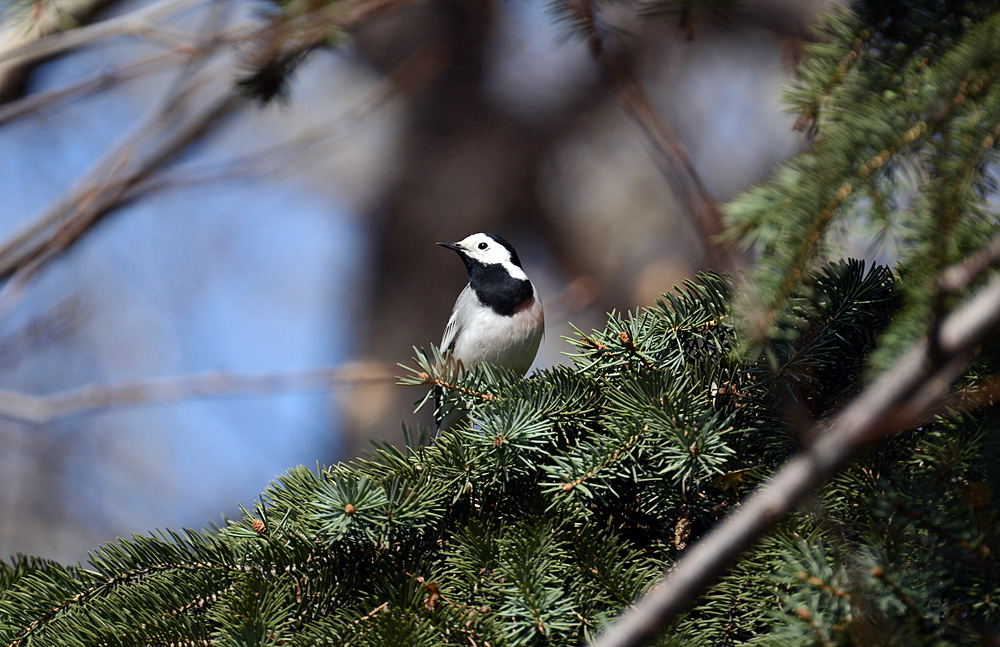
[617,331,656,371]
[592,269,1000,647]
[413,372,494,401]
[560,427,644,492]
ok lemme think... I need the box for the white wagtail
[435,233,544,428]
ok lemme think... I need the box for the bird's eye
[478,242,488,250]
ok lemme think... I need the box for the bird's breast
[451,296,543,376]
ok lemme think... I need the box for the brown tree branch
[0,363,395,423]
[939,226,1000,295]
[0,0,207,69]
[0,0,125,100]
[606,54,745,272]
[592,269,1000,647]
[566,0,747,272]
[0,0,422,319]
[0,49,190,127]
[0,71,243,320]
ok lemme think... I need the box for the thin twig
[592,269,1000,647]
[413,372,495,401]
[939,226,1000,295]
[0,0,122,100]
[569,0,744,272]
[139,42,445,192]
[0,69,231,275]
[0,49,189,127]
[0,73,243,320]
[0,0,421,308]
[617,331,657,371]
[609,56,743,272]
[0,364,395,424]
[0,0,208,68]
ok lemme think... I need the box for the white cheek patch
[503,261,528,281]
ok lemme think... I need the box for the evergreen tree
[4,1,1000,646]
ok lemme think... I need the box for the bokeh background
[0,0,826,562]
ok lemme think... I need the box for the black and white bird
[434,233,544,428]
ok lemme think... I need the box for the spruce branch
[422,375,495,402]
[617,332,657,372]
[397,347,501,409]
[889,498,993,561]
[730,10,1000,346]
[591,268,1000,647]
[791,12,869,133]
[868,566,931,634]
[555,426,646,494]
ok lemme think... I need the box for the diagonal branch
[566,0,746,272]
[606,54,744,272]
[0,0,421,308]
[0,49,190,127]
[592,269,1000,647]
[938,226,1000,295]
[0,0,123,100]
[0,0,207,69]
[0,71,243,319]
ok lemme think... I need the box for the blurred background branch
[0,363,394,423]
[0,0,206,72]
[0,0,124,99]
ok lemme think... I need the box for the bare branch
[607,55,745,272]
[0,0,421,312]
[939,226,1000,295]
[140,42,445,191]
[0,0,121,99]
[592,270,1000,647]
[567,0,747,272]
[0,363,395,423]
[0,70,243,320]
[0,50,189,127]
[0,0,208,69]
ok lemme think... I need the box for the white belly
[451,301,544,375]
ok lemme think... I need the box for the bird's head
[438,233,525,276]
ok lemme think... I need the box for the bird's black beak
[437,241,462,252]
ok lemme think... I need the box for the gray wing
[440,283,474,352]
